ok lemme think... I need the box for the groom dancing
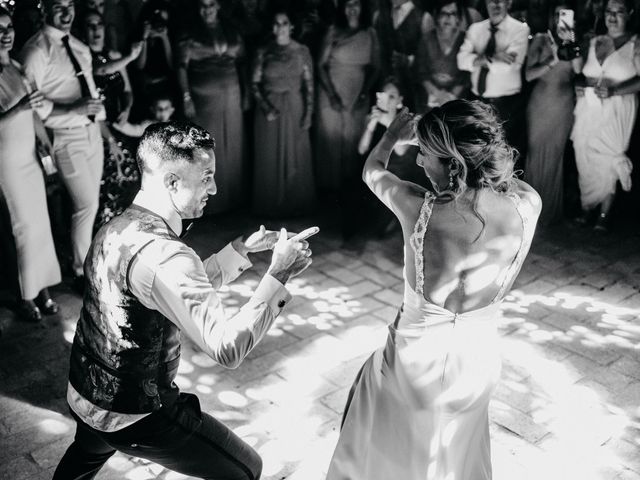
[53,121,317,480]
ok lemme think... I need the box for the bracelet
[182,92,192,101]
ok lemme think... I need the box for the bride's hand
[385,107,417,145]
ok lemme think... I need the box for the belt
[49,123,92,131]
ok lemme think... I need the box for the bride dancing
[326,100,541,480]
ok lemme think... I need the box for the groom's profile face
[168,148,217,219]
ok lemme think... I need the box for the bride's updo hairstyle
[416,99,517,200]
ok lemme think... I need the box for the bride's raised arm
[362,108,419,215]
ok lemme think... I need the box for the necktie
[477,24,498,97]
[61,35,95,122]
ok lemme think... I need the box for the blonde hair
[416,99,517,201]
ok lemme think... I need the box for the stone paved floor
[1,211,639,480]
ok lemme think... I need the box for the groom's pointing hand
[267,227,319,284]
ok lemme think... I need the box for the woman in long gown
[251,10,316,217]
[177,0,245,214]
[0,7,60,321]
[315,0,380,192]
[524,4,581,226]
[326,100,541,480]
[571,0,640,231]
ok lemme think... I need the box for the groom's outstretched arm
[128,227,316,369]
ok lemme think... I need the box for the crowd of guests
[1,0,640,322]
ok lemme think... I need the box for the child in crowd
[112,93,175,137]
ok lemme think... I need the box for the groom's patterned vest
[69,205,182,414]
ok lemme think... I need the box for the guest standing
[19,0,105,290]
[290,0,337,58]
[457,0,529,161]
[416,0,470,110]
[571,0,640,231]
[420,0,483,33]
[524,4,581,226]
[81,9,141,229]
[316,0,380,192]
[0,7,60,322]
[373,0,426,109]
[132,0,176,114]
[177,0,246,214]
[251,10,316,217]
[345,76,422,240]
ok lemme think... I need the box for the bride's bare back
[398,181,539,313]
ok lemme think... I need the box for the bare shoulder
[512,179,543,215]
[395,182,432,222]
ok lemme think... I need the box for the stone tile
[611,356,640,381]
[618,469,640,480]
[578,270,624,290]
[372,288,403,307]
[519,279,562,296]
[352,264,398,288]
[342,280,383,299]
[490,399,552,444]
[319,388,349,414]
[2,212,640,480]
[245,330,301,360]
[0,455,42,480]
[592,283,640,305]
[605,438,640,475]
[319,265,365,286]
[29,436,69,469]
[558,337,622,367]
[371,304,399,323]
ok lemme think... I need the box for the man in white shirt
[19,0,104,288]
[52,122,318,480]
[457,0,529,160]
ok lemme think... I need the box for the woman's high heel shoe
[36,289,59,315]
[18,300,42,323]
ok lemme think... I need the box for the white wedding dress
[326,190,535,480]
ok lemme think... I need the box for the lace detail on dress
[492,191,535,303]
[409,191,436,297]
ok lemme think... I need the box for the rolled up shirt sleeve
[129,240,291,369]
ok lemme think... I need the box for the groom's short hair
[136,121,216,174]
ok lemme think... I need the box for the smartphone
[558,8,574,30]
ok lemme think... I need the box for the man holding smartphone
[52,121,318,480]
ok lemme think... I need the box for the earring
[448,161,455,190]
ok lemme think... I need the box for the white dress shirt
[457,16,530,98]
[392,1,416,29]
[68,190,291,431]
[18,25,105,129]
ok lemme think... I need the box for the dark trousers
[474,92,527,172]
[52,393,262,480]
